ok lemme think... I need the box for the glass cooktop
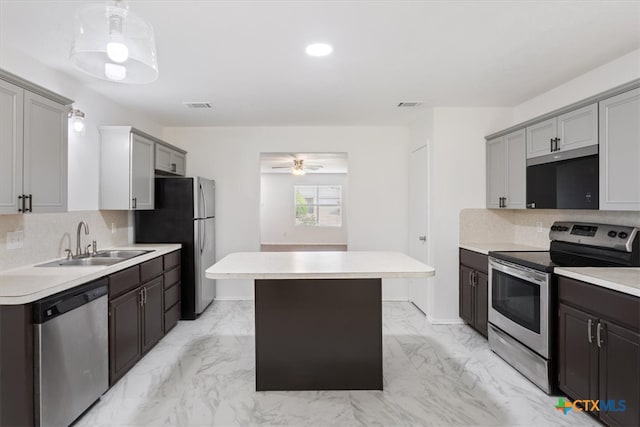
[489,251,556,272]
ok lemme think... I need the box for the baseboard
[382,298,410,302]
[427,314,465,325]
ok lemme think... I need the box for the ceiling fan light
[292,168,305,176]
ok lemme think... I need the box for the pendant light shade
[70,0,158,84]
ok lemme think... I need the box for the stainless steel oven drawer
[489,323,551,394]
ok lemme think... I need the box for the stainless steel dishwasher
[33,278,109,427]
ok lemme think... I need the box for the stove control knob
[561,226,569,232]
[551,226,558,231]
[618,232,628,239]
[608,230,618,238]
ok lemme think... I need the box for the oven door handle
[489,259,548,284]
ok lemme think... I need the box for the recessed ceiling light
[305,43,333,57]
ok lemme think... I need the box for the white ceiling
[260,152,348,174]
[1,1,639,126]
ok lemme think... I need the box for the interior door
[408,145,429,314]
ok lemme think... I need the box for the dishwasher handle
[33,278,108,324]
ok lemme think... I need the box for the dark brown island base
[205,251,435,391]
[255,278,382,391]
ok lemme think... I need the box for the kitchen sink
[37,257,124,267]
[36,249,152,267]
[93,250,151,259]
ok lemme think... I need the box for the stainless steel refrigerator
[135,177,216,319]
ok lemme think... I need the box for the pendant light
[69,0,158,84]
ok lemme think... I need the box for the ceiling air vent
[397,101,422,107]
[183,102,213,109]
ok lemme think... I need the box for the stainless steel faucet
[76,221,90,256]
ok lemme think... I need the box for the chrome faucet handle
[85,244,92,255]
[64,249,73,260]
[92,240,98,256]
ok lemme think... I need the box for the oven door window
[492,270,541,333]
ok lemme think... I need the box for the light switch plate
[7,230,24,249]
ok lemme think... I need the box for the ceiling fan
[272,159,323,175]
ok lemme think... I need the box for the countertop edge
[0,244,182,305]
[554,268,640,298]
[459,242,549,255]
[206,270,436,280]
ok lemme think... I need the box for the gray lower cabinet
[0,77,69,214]
[599,88,640,211]
[486,129,526,209]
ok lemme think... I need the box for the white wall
[427,107,512,322]
[511,48,640,124]
[260,173,348,244]
[163,126,410,300]
[0,46,163,211]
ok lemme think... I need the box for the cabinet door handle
[18,195,24,213]
[587,318,593,344]
[555,137,561,152]
[27,194,32,212]
[550,138,553,153]
[171,162,177,172]
[468,271,474,287]
[132,197,137,209]
[139,289,144,306]
[503,197,507,208]
[597,322,605,348]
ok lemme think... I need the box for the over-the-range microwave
[526,146,598,210]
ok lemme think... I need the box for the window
[295,185,342,227]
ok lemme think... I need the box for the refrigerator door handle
[200,219,205,254]
[199,183,208,219]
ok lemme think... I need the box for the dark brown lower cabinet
[558,276,640,427]
[108,254,178,386]
[475,272,488,337]
[142,276,164,354]
[109,287,142,384]
[459,248,489,337]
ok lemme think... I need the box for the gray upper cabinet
[526,118,557,159]
[599,88,640,211]
[0,79,24,214]
[0,74,70,215]
[486,137,504,209]
[155,143,186,176]
[526,103,597,159]
[99,126,155,210]
[23,91,68,213]
[486,129,526,209]
[557,104,598,152]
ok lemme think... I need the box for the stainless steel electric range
[488,221,640,394]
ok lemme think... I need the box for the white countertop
[555,267,640,298]
[459,242,549,255]
[0,243,181,305]
[206,251,436,280]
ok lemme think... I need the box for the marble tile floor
[77,301,598,427]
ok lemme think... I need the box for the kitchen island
[206,251,435,391]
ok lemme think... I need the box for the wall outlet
[536,221,544,233]
[111,223,116,234]
[6,230,24,249]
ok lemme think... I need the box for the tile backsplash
[461,208,640,248]
[0,210,130,272]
